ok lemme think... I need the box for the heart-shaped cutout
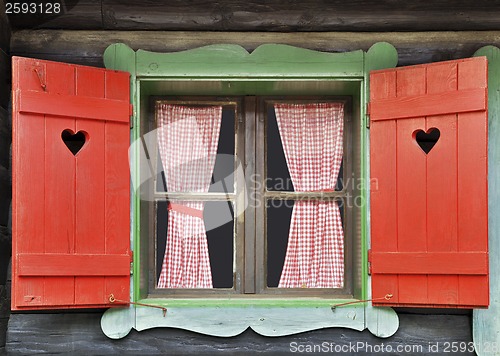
[413,128,440,154]
[61,129,88,156]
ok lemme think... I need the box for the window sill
[101,300,398,339]
[136,297,357,308]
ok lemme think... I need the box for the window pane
[266,200,294,288]
[156,200,235,288]
[266,105,294,192]
[266,199,345,289]
[156,105,235,193]
[208,107,236,193]
[205,201,235,288]
[266,104,344,192]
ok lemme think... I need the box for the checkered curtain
[157,104,222,288]
[275,103,345,288]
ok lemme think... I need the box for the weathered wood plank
[11,30,500,68]
[0,166,10,229]
[0,0,11,52]
[7,0,101,30]
[0,261,11,350]
[7,312,474,355]
[0,227,10,286]
[0,107,9,170]
[473,46,500,356]
[7,0,500,32]
[0,49,10,110]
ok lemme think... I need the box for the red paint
[370,57,489,308]
[12,57,131,310]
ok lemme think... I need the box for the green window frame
[100,42,401,339]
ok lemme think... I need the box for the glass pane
[266,104,344,192]
[266,200,294,288]
[208,107,236,193]
[266,105,294,192]
[266,199,345,288]
[156,200,235,288]
[156,105,235,193]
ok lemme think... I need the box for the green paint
[103,43,142,303]
[136,298,360,308]
[103,42,399,337]
[135,44,365,78]
[473,46,500,356]
[132,79,142,303]
[362,42,398,300]
[102,304,367,338]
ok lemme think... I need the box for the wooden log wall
[5,3,500,354]
[0,0,11,352]
[6,312,474,355]
[10,30,500,68]
[6,0,500,32]
[0,0,10,109]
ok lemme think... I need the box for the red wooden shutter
[369,57,489,308]
[12,57,131,310]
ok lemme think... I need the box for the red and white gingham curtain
[157,104,222,288]
[275,103,345,288]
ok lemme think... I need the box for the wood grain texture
[6,312,474,355]
[17,254,131,276]
[7,0,101,30]
[370,57,489,308]
[370,252,488,275]
[370,88,486,121]
[11,30,500,68]
[6,0,500,32]
[0,0,10,52]
[133,43,365,78]
[0,234,10,349]
[0,106,10,170]
[0,226,10,286]
[472,45,500,356]
[0,285,8,348]
[119,304,367,338]
[0,49,10,110]
[0,106,9,164]
[11,57,131,310]
[17,90,130,123]
[0,164,10,229]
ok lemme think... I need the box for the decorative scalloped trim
[101,304,398,339]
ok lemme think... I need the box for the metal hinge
[366,102,371,129]
[367,249,372,275]
[129,104,134,129]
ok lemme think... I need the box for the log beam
[6,312,473,354]
[10,30,500,67]
[0,0,10,52]
[6,0,500,32]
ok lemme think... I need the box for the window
[12,42,491,339]
[142,96,356,298]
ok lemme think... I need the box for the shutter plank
[12,62,46,308]
[18,90,130,123]
[370,252,488,274]
[457,59,489,307]
[12,57,131,310]
[426,62,459,305]
[370,88,486,121]
[103,70,131,303]
[42,61,76,308]
[18,254,130,276]
[395,66,428,305]
[74,66,107,305]
[370,57,489,308]
[369,70,399,304]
